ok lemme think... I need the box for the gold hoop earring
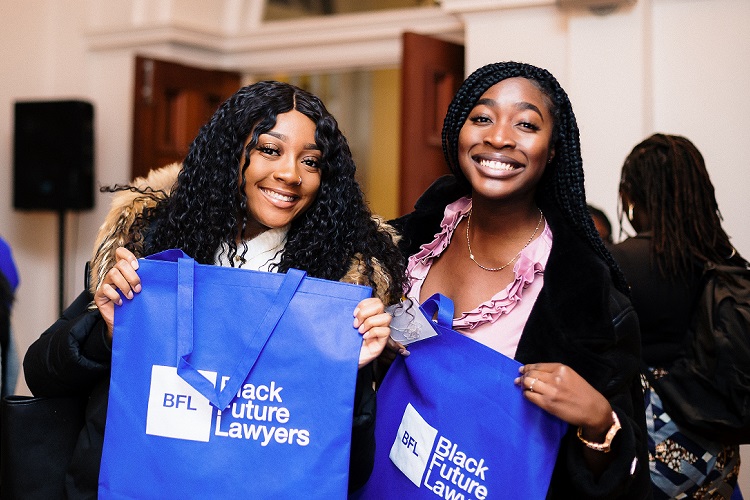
[627,203,634,222]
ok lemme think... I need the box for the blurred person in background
[611,133,744,499]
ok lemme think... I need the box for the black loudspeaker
[13,100,94,211]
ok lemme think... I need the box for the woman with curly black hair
[389,62,651,498]
[24,80,406,498]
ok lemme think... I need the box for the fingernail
[134,284,142,293]
[399,348,410,357]
[131,259,139,270]
[127,291,134,299]
[352,307,360,317]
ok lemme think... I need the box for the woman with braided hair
[24,80,406,498]
[390,61,651,498]
[611,133,744,498]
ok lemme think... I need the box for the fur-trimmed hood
[89,163,396,303]
[89,163,180,296]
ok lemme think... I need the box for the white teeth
[262,188,294,202]
[480,159,515,170]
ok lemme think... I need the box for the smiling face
[241,110,322,239]
[457,77,555,204]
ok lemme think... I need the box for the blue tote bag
[356,294,568,499]
[99,250,371,499]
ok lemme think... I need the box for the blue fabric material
[99,249,371,499]
[643,372,740,499]
[355,294,568,499]
[0,237,19,292]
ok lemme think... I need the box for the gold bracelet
[576,411,621,453]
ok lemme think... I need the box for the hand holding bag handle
[174,256,306,410]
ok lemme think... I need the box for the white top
[213,226,289,272]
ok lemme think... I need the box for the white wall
[1,0,748,490]
[651,0,750,252]
[0,0,137,395]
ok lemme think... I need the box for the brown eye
[469,115,491,124]
[519,122,540,131]
[302,157,320,169]
[257,144,279,156]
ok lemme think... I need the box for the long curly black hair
[441,61,629,293]
[619,133,736,278]
[127,81,405,302]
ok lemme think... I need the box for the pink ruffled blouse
[406,196,552,358]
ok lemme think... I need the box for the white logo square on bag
[389,403,438,486]
[146,365,216,442]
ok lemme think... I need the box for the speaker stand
[58,209,66,316]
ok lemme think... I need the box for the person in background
[610,133,743,499]
[588,204,613,245]
[23,81,406,498]
[390,61,651,499]
[0,235,19,397]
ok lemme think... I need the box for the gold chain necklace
[466,208,544,272]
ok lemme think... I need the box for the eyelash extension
[302,157,320,168]
[519,122,541,131]
[257,144,279,155]
[469,115,490,123]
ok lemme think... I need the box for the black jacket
[391,176,652,500]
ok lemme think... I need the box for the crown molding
[85,6,463,75]
[439,0,554,13]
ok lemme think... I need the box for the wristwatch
[576,411,621,453]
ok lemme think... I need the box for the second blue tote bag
[355,294,568,499]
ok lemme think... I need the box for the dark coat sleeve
[23,289,111,398]
[543,290,651,499]
[348,363,377,492]
[503,203,650,499]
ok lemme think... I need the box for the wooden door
[131,56,241,180]
[399,32,464,215]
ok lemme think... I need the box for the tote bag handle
[419,293,455,328]
[175,257,306,409]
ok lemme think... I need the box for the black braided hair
[122,81,405,302]
[441,61,629,293]
[618,133,735,278]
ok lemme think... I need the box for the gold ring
[529,377,537,393]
